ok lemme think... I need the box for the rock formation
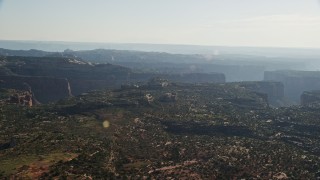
[8,91,33,106]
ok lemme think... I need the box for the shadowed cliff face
[235,81,285,107]
[0,76,72,103]
[301,90,320,106]
[0,56,226,103]
[0,56,131,102]
[265,71,320,103]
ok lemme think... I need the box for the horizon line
[1,39,320,50]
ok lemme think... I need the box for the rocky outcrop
[0,88,36,107]
[0,76,72,103]
[7,91,34,106]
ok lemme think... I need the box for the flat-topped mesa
[130,72,226,84]
[300,90,320,106]
[164,73,225,84]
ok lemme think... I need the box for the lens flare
[103,120,110,128]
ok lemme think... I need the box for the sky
[0,0,320,48]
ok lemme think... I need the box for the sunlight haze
[0,0,320,48]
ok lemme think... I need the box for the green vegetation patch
[0,152,77,177]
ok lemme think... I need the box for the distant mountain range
[1,40,320,58]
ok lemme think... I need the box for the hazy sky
[1,0,320,48]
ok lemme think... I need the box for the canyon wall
[265,71,320,103]
[0,76,72,103]
[236,81,285,107]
